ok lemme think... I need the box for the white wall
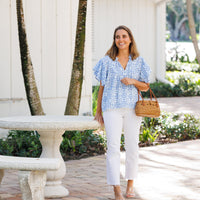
[0,0,167,118]
[92,0,166,84]
[0,0,92,117]
[156,2,167,82]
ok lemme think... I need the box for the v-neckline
[116,56,130,71]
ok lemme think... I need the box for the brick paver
[0,140,200,200]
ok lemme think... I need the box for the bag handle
[137,87,159,103]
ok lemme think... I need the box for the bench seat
[0,155,61,200]
[0,155,60,170]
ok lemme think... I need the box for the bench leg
[0,169,4,184]
[18,170,46,200]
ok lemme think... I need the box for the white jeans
[103,108,142,185]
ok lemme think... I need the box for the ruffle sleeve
[93,57,108,86]
[139,57,151,83]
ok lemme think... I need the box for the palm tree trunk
[16,0,44,115]
[64,0,87,115]
[186,0,200,64]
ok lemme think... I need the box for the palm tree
[64,0,87,115]
[186,0,200,64]
[16,0,44,115]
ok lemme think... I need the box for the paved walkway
[158,96,200,117]
[0,139,200,200]
[0,97,200,200]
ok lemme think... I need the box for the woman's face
[115,29,131,51]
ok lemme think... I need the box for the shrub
[0,130,42,157]
[166,71,200,96]
[166,61,200,73]
[141,74,200,98]
[61,130,106,160]
[142,82,174,97]
[155,112,200,141]
[119,113,200,147]
[142,82,185,98]
[0,129,107,161]
[166,71,200,84]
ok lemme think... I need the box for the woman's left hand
[121,78,134,85]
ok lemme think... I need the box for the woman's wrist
[131,79,136,85]
[96,108,102,114]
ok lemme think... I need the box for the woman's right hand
[94,112,104,126]
[94,82,104,126]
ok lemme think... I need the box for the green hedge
[142,82,176,97]
[142,83,200,98]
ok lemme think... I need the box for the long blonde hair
[106,25,139,61]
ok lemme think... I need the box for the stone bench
[0,115,101,198]
[0,155,61,200]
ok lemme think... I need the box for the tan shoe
[126,187,135,198]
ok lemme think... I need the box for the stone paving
[0,140,200,200]
[158,96,200,117]
[0,97,200,200]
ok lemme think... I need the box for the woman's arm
[121,77,149,91]
[94,82,104,125]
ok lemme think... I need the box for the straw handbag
[135,87,160,118]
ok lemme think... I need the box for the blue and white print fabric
[93,55,151,112]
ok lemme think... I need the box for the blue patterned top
[93,55,151,112]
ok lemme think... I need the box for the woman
[93,25,151,200]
